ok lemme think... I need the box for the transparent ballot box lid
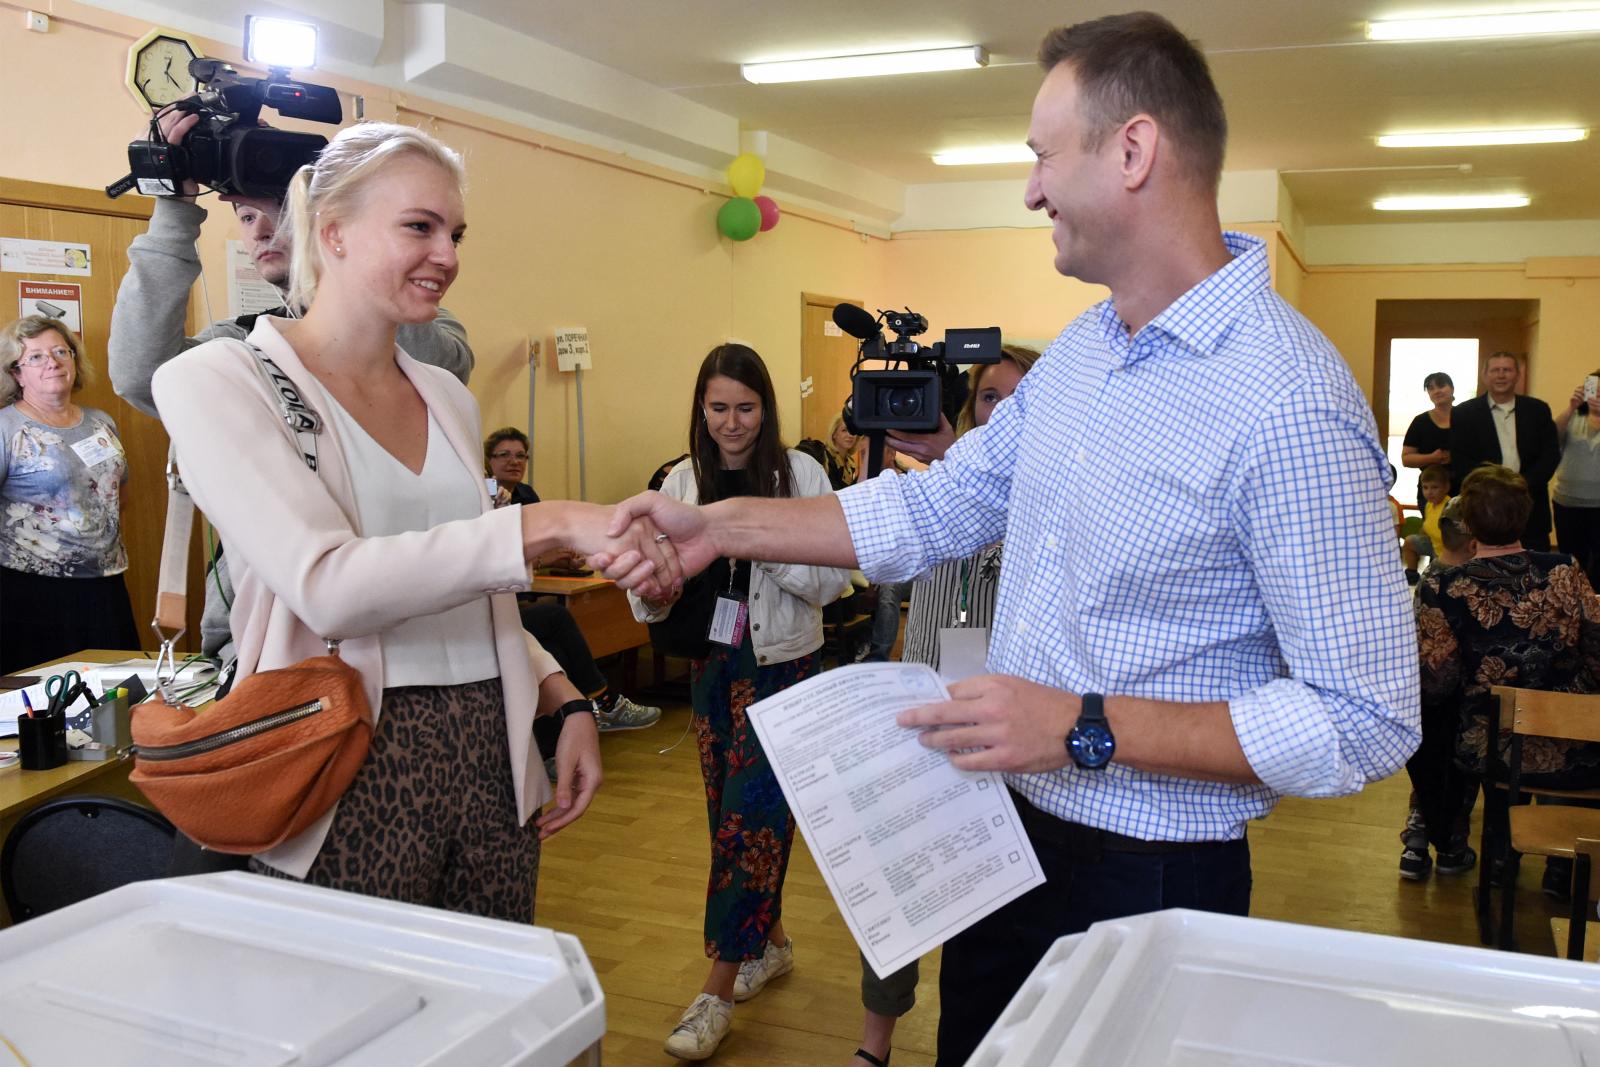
[0,872,603,1066]
[970,908,1600,1067]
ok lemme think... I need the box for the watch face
[134,37,198,108]
[1068,723,1116,769]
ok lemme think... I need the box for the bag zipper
[134,700,325,761]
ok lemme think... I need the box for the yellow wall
[1297,263,1600,406]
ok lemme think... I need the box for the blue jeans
[935,791,1253,1066]
[866,581,910,660]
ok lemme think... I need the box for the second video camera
[834,303,1001,433]
[109,58,341,201]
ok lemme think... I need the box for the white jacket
[629,451,851,665]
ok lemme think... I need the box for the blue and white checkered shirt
[838,232,1421,842]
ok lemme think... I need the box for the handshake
[555,491,711,604]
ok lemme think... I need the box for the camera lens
[885,389,922,418]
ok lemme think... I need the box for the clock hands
[167,70,183,89]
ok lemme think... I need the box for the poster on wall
[555,327,593,371]
[227,240,282,317]
[18,281,83,335]
[1,237,92,277]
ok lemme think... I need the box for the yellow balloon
[727,153,765,197]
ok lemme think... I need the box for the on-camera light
[246,15,318,69]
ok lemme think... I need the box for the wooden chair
[1551,837,1600,961]
[1482,686,1600,950]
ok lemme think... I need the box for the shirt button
[1016,622,1028,635]
[753,593,760,600]
[1075,450,1086,463]
[752,623,760,632]
[1045,535,1058,550]
[759,655,768,664]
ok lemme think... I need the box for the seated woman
[485,428,662,737]
[1416,465,1600,888]
[152,121,676,918]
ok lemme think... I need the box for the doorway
[799,293,861,447]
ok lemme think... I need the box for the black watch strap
[554,698,597,727]
[1080,691,1106,725]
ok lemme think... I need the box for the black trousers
[1554,502,1600,588]
[520,597,608,759]
[1407,701,1479,851]
[935,792,1252,1066]
[0,566,140,673]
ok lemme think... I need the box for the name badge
[937,626,990,683]
[71,431,123,469]
[708,593,749,647]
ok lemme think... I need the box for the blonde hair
[956,344,1041,435]
[0,316,92,408]
[282,121,466,312]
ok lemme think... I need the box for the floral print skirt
[690,635,817,962]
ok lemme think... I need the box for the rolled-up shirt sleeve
[838,376,1027,583]
[1226,394,1422,797]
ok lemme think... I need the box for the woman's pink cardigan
[152,316,558,878]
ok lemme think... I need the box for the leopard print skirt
[252,677,540,923]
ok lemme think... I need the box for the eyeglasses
[490,450,528,462]
[12,347,73,369]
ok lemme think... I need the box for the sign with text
[554,327,592,372]
[17,281,83,335]
[227,240,282,317]
[1,238,92,277]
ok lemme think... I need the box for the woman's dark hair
[1458,465,1530,546]
[483,426,529,475]
[1422,372,1453,391]
[689,344,794,503]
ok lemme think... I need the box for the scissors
[44,670,91,717]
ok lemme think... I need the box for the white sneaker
[732,937,794,1002]
[664,992,733,1060]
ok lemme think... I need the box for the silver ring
[654,533,670,543]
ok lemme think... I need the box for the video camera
[107,59,341,201]
[834,303,1001,434]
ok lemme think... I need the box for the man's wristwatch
[1065,692,1115,770]
[554,698,598,728]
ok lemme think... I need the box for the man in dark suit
[1450,351,1559,549]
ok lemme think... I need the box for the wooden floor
[537,696,1570,1066]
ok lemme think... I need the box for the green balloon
[717,197,762,241]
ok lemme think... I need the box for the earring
[334,245,344,255]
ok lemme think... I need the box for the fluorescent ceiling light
[1379,127,1587,147]
[742,46,987,84]
[933,145,1035,166]
[1368,9,1600,41]
[245,16,318,69]
[1373,194,1531,211]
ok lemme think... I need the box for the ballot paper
[746,662,1045,978]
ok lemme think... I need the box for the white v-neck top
[323,396,499,687]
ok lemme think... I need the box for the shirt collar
[1093,231,1272,367]
[1491,397,1517,414]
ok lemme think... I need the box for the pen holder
[18,712,68,770]
[91,693,132,751]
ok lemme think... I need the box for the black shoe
[1405,568,1420,586]
[1435,845,1477,876]
[1400,847,1433,880]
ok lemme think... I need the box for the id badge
[708,593,749,646]
[71,432,122,468]
[937,626,990,683]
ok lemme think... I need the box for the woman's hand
[886,414,957,464]
[537,711,601,839]
[1571,385,1586,412]
[593,491,718,594]
[529,501,682,596]
[493,486,514,508]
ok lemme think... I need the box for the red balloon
[755,195,781,232]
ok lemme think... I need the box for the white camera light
[245,16,317,69]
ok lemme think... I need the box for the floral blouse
[0,405,129,578]
[1417,551,1600,779]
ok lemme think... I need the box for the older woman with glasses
[1,315,141,672]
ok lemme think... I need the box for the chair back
[1579,837,1600,910]
[1492,686,1600,745]
[0,796,176,922]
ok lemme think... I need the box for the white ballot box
[969,908,1600,1066]
[0,872,604,1066]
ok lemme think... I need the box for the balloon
[717,197,761,241]
[727,152,766,197]
[754,195,781,232]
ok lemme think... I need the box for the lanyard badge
[707,564,749,646]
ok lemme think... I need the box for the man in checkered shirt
[602,12,1420,1064]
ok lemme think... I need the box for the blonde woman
[1,316,140,671]
[152,122,676,917]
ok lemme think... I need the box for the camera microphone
[832,303,881,341]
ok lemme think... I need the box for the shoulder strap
[152,341,326,690]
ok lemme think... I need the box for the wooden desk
[527,574,650,662]
[1,651,152,926]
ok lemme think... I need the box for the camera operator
[109,106,477,663]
